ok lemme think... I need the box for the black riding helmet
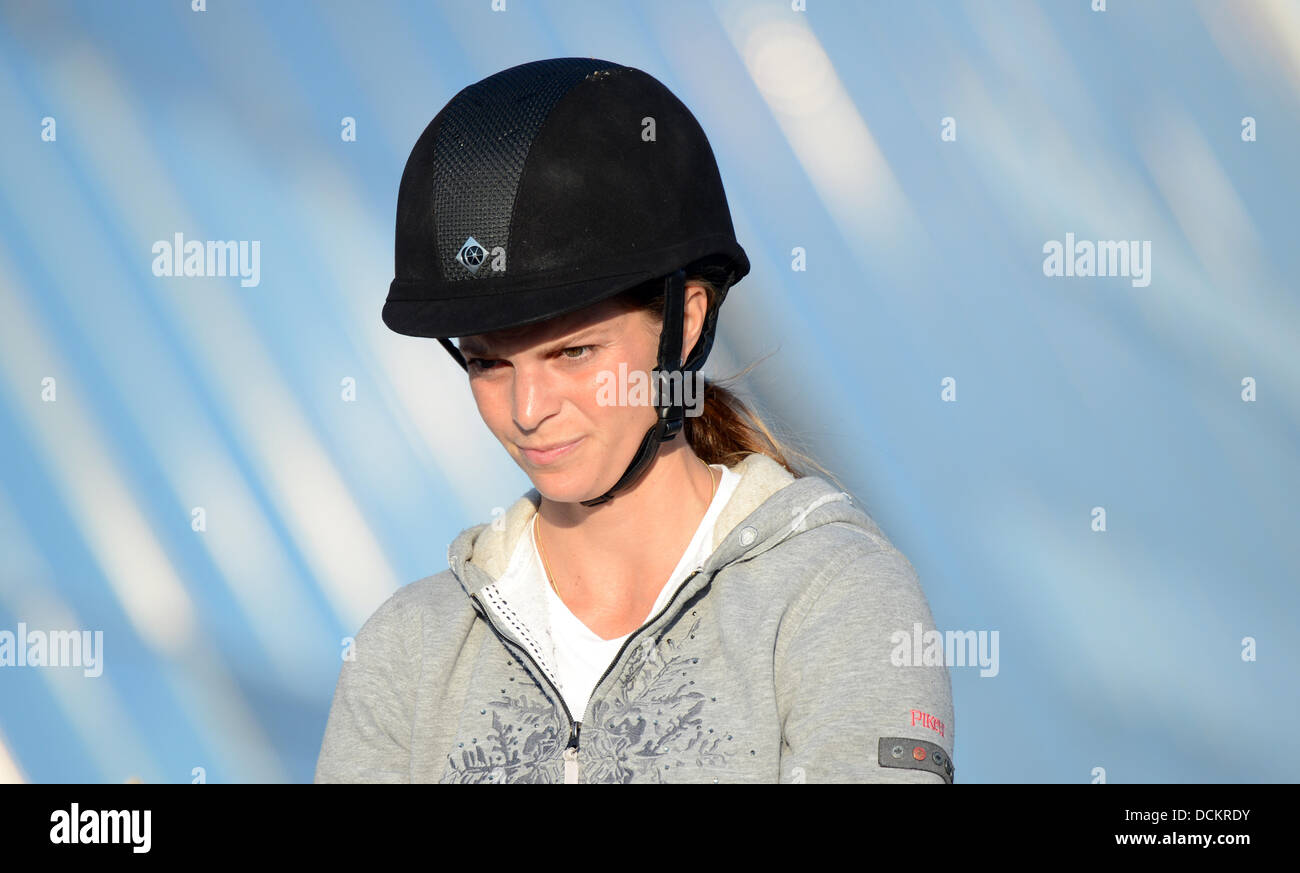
[383,57,750,506]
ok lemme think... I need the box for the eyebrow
[460,327,605,357]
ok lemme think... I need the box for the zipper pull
[563,722,580,784]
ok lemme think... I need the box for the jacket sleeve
[314,590,419,783]
[774,539,955,783]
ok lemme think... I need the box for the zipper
[585,566,707,713]
[468,592,581,781]
[466,564,710,784]
[563,722,581,784]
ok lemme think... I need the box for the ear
[680,282,710,368]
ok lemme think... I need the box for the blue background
[1,0,1296,783]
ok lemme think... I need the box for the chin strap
[580,268,693,507]
[440,336,469,371]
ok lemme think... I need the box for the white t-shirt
[512,463,740,721]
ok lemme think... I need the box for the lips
[519,436,584,465]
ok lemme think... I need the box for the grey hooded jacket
[314,451,955,783]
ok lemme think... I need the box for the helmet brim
[382,266,661,340]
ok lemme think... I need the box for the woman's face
[457,285,705,503]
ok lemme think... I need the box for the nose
[510,359,560,432]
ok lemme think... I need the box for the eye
[466,357,501,372]
[560,345,593,362]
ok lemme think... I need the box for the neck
[535,436,717,606]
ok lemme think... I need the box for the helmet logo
[456,236,487,273]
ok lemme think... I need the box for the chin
[526,471,601,504]
[510,453,586,500]
[510,437,630,504]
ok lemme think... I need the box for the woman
[315,57,953,784]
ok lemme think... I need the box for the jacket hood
[445,452,873,596]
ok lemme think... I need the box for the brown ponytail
[614,264,847,491]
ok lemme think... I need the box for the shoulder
[754,484,920,587]
[775,519,933,643]
[820,520,924,592]
[352,569,475,650]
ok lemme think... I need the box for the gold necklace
[535,456,717,598]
